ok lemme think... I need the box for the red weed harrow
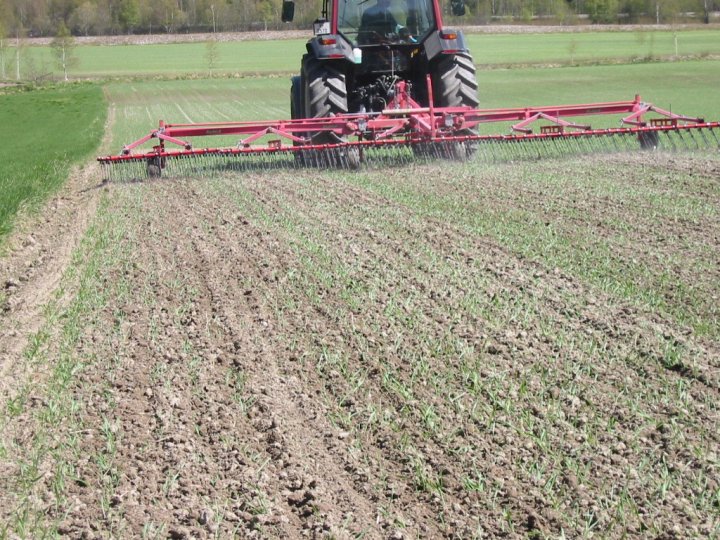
[98,82,719,181]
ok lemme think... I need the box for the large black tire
[301,55,359,169]
[290,75,303,119]
[639,130,660,150]
[303,56,348,145]
[290,75,307,166]
[430,52,479,161]
[432,52,479,109]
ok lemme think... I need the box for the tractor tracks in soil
[52,179,383,537]
[0,105,116,399]
[54,163,715,538]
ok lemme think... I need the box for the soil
[0,110,113,393]
[0,151,719,538]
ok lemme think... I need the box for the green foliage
[69,2,101,36]
[0,84,106,240]
[586,0,619,23]
[118,0,140,32]
[0,18,8,80]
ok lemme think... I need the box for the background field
[1,29,719,539]
[19,29,720,79]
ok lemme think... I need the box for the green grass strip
[0,84,106,240]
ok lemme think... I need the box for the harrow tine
[99,123,719,182]
[689,130,702,148]
[598,135,611,154]
[679,129,690,150]
[710,127,720,149]
[681,128,695,151]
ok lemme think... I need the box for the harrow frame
[98,80,719,178]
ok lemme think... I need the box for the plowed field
[1,91,719,538]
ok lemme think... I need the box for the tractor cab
[338,0,436,46]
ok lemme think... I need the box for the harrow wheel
[147,157,162,178]
[337,146,361,170]
[412,140,469,161]
[293,147,361,170]
[639,131,660,150]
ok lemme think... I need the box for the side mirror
[450,0,466,16]
[281,1,295,22]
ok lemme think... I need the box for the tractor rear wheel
[433,52,479,109]
[303,56,348,146]
[431,52,479,160]
[290,75,308,166]
[290,75,303,120]
[304,57,348,120]
[302,55,358,168]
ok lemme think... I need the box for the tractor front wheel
[301,56,359,168]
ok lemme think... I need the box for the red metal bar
[240,126,308,146]
[623,103,703,127]
[157,132,192,149]
[122,132,156,153]
[433,0,444,29]
[426,75,436,138]
[100,90,718,166]
[512,112,591,134]
[99,122,720,165]
[331,0,338,34]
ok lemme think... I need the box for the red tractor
[283,0,478,140]
[99,1,719,179]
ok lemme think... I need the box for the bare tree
[205,37,220,77]
[0,20,6,80]
[15,26,24,81]
[50,21,78,82]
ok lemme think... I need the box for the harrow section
[98,87,719,181]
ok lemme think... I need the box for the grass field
[105,59,720,155]
[17,29,720,79]
[0,85,106,239]
[1,30,719,539]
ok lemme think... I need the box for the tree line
[0,0,319,37]
[0,0,716,38]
